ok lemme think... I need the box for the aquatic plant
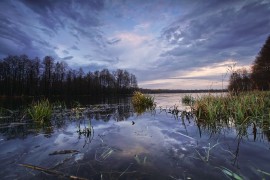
[132,91,156,113]
[77,120,94,137]
[28,99,52,123]
[71,101,85,119]
[194,142,220,162]
[134,154,147,165]
[181,95,195,106]
[193,91,270,125]
[217,166,243,180]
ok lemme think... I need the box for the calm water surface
[0,93,269,179]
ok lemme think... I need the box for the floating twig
[49,150,79,155]
[18,163,88,180]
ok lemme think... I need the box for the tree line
[140,88,227,94]
[228,35,270,92]
[0,55,138,96]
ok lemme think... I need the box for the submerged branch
[19,163,88,180]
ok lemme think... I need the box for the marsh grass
[28,99,52,123]
[193,91,270,125]
[194,142,220,163]
[132,91,156,114]
[182,95,195,106]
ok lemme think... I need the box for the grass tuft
[132,91,156,113]
[193,91,270,125]
[182,94,195,106]
[28,99,52,123]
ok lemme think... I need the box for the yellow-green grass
[28,99,52,123]
[193,91,270,125]
[182,94,195,106]
[132,91,156,113]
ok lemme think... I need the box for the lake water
[0,93,270,179]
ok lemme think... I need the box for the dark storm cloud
[33,26,55,38]
[21,0,104,31]
[71,26,106,48]
[0,14,53,58]
[161,0,270,69]
[0,16,31,47]
[62,50,69,55]
[0,0,106,59]
[21,0,64,33]
[62,56,74,60]
[36,40,53,48]
[107,38,121,45]
[70,45,80,51]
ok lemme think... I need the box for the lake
[0,93,269,179]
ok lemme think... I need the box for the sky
[0,0,269,89]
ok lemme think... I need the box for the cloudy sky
[0,0,269,89]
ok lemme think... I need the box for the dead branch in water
[18,163,88,180]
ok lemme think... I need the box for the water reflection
[0,97,134,140]
[262,120,270,141]
[0,94,270,179]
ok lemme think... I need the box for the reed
[132,91,156,113]
[28,99,52,123]
[182,94,195,106]
[193,91,270,125]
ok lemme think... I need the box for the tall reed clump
[182,95,195,106]
[132,91,155,113]
[193,91,270,125]
[28,99,52,123]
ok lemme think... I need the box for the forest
[0,55,138,96]
[228,35,270,92]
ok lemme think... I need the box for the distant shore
[0,89,228,99]
[140,88,227,94]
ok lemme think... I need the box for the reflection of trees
[262,120,270,141]
[0,123,31,140]
[73,97,132,122]
[0,110,67,139]
[133,105,156,115]
[0,96,134,139]
[195,119,230,138]
[194,117,270,143]
[194,118,270,167]
[85,104,133,122]
[0,120,61,139]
